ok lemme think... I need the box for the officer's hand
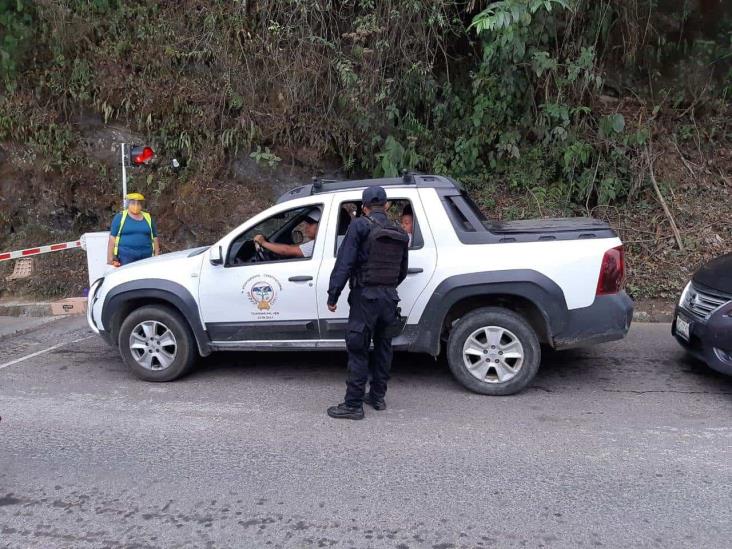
[253,234,266,245]
[328,303,337,313]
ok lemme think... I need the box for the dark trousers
[118,247,152,265]
[344,287,399,407]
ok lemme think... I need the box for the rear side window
[460,193,489,225]
[335,198,423,255]
[442,195,481,233]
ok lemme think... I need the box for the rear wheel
[446,307,540,395]
[118,305,197,381]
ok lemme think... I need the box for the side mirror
[210,245,224,266]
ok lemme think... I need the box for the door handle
[289,276,313,282]
[407,268,423,275]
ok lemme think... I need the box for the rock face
[231,155,345,201]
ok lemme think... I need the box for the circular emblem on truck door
[243,275,282,317]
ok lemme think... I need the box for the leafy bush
[0,0,729,213]
[0,0,35,91]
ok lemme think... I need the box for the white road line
[0,335,94,370]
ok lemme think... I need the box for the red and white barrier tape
[0,240,82,262]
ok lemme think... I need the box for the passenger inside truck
[335,199,422,254]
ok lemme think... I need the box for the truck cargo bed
[488,218,613,236]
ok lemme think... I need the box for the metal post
[121,142,127,209]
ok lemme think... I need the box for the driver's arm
[254,235,304,258]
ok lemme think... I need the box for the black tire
[118,305,197,382]
[446,307,541,395]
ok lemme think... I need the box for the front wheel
[446,307,541,395]
[118,305,197,381]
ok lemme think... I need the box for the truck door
[199,196,332,345]
[315,188,437,340]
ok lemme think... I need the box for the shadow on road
[182,336,732,395]
[194,349,450,383]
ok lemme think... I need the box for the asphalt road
[1,317,730,548]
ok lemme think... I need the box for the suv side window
[227,204,323,266]
[334,198,423,255]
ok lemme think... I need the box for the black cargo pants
[344,287,399,407]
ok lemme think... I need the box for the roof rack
[311,176,338,192]
[276,174,458,204]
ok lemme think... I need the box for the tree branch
[645,145,684,252]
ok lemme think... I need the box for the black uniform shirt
[327,210,409,306]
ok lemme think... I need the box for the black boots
[327,394,386,419]
[327,403,364,420]
[364,393,386,411]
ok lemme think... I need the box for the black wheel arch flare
[408,270,570,355]
[101,279,212,356]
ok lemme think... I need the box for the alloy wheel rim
[129,320,177,371]
[462,325,524,384]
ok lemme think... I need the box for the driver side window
[227,204,322,266]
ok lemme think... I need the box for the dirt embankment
[1,112,730,302]
[0,115,343,297]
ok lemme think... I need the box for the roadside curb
[0,301,55,317]
[0,316,63,340]
[633,311,674,323]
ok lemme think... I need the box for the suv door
[315,188,437,340]
[199,197,332,346]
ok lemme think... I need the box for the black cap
[362,185,387,206]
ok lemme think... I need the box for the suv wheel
[446,307,541,395]
[118,305,197,382]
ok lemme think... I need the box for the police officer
[326,186,409,420]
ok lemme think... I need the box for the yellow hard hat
[126,192,145,201]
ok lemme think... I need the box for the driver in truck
[253,207,321,258]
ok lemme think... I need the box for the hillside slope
[0,1,730,298]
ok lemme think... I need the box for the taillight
[596,245,625,295]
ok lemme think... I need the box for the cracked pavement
[1,318,731,548]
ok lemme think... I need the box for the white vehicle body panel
[88,177,631,356]
[90,249,204,334]
[198,194,333,326]
[315,187,438,326]
[409,188,620,319]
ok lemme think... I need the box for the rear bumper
[552,292,634,350]
[673,303,732,376]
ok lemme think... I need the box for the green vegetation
[0,1,730,298]
[1,1,728,199]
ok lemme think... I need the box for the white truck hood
[103,247,208,287]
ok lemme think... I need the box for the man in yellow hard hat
[107,192,160,267]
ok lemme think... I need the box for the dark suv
[673,252,732,375]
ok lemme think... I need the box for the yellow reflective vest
[113,210,154,256]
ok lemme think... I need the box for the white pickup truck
[87,174,633,395]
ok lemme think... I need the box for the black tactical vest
[358,215,409,287]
